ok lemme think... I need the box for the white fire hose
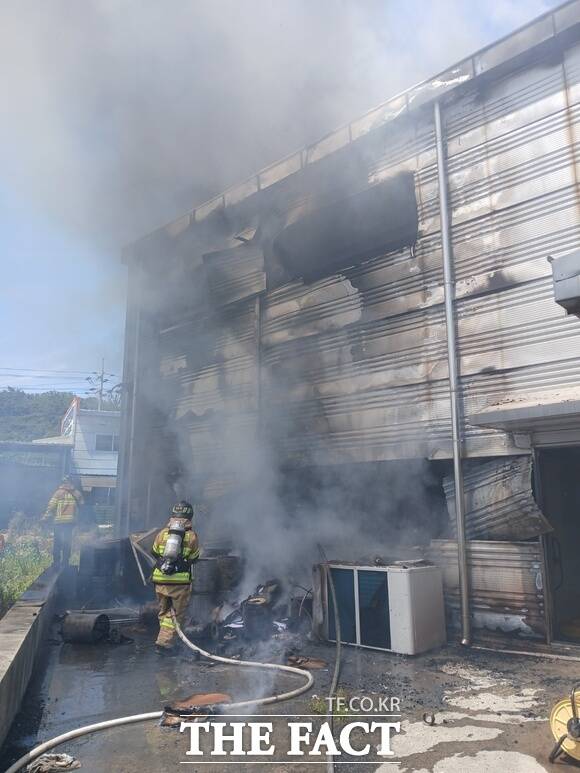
[4,613,313,773]
[173,611,314,709]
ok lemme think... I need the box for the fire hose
[318,543,341,773]
[172,610,314,709]
[4,612,313,773]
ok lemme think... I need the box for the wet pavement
[0,621,578,772]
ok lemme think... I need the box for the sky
[0,0,556,394]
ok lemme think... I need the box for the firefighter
[151,500,200,653]
[42,475,84,566]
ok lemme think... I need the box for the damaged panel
[158,299,259,500]
[203,244,266,307]
[262,275,363,347]
[261,260,580,464]
[273,174,418,282]
[350,94,407,141]
[443,456,552,541]
[427,539,546,639]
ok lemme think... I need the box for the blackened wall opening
[538,446,580,643]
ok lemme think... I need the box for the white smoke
[0,0,552,246]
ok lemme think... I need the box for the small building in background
[34,397,120,528]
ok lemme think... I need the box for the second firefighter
[151,501,200,653]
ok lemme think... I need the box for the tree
[0,388,119,442]
[0,389,74,441]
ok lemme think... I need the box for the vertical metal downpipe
[434,100,471,646]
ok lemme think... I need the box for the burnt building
[119,0,580,650]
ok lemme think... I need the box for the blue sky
[0,0,555,395]
[0,186,125,391]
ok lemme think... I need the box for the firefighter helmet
[172,501,194,519]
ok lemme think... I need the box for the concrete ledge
[0,567,61,748]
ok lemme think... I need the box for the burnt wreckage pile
[200,579,313,657]
[217,580,290,640]
[126,531,314,654]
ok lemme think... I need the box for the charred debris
[59,539,318,662]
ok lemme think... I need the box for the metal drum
[215,555,243,591]
[192,558,220,594]
[61,612,110,643]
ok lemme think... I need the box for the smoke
[0,0,552,247]
[1,1,554,592]
[206,439,446,596]
[157,315,449,593]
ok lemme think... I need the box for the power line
[0,387,95,392]
[0,382,100,388]
[0,367,105,375]
[0,375,101,381]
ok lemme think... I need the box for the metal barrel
[215,555,242,590]
[192,555,243,593]
[192,558,220,594]
[61,612,110,643]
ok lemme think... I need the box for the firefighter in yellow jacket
[151,501,200,653]
[43,476,84,566]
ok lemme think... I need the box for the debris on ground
[161,692,232,727]
[203,579,312,652]
[287,655,327,669]
[60,611,134,645]
[26,753,81,772]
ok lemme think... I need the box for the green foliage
[0,388,119,442]
[0,388,74,441]
[0,534,52,616]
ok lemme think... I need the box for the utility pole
[86,359,112,409]
[97,357,105,410]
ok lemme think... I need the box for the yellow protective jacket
[151,518,199,585]
[44,483,84,524]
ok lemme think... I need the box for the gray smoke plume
[1,0,552,591]
[0,0,551,247]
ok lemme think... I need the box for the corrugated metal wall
[126,29,580,520]
[158,297,260,501]
[443,456,551,540]
[258,42,580,467]
[428,539,546,638]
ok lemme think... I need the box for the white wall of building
[71,409,120,477]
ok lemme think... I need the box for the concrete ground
[0,622,578,772]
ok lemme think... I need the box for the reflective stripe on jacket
[46,485,83,524]
[151,523,199,584]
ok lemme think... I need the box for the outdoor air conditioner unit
[317,562,446,655]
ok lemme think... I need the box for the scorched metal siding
[122,2,580,511]
[428,539,546,638]
[258,41,580,466]
[158,298,260,500]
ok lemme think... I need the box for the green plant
[0,534,52,616]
